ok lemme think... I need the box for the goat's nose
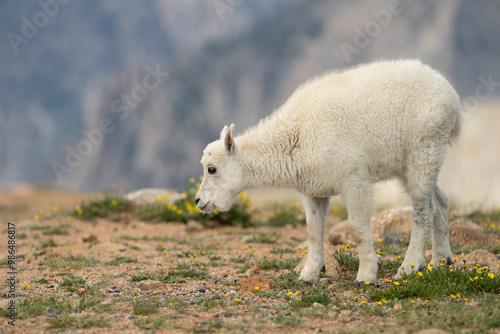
[195,197,200,205]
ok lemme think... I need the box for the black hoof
[377,261,381,270]
[321,265,326,273]
[446,257,453,265]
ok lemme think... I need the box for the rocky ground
[0,187,499,333]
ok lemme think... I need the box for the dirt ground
[0,186,499,334]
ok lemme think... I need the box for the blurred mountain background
[1,0,499,205]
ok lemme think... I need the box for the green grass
[132,299,159,315]
[30,277,49,284]
[391,296,500,332]
[0,294,110,320]
[105,256,137,266]
[333,251,360,271]
[42,225,69,235]
[247,232,280,244]
[196,297,226,310]
[267,206,305,227]
[273,314,303,327]
[135,316,166,330]
[72,193,133,221]
[59,276,86,292]
[40,239,58,249]
[270,247,296,254]
[46,255,101,269]
[466,209,500,225]
[333,250,403,276]
[17,232,28,239]
[47,314,109,329]
[290,294,331,309]
[129,268,208,283]
[368,264,500,302]
[134,181,254,227]
[230,255,247,263]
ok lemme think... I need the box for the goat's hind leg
[430,186,453,266]
[298,196,330,284]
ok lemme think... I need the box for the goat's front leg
[343,181,379,285]
[299,196,330,284]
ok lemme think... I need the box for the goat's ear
[220,125,229,141]
[224,124,236,155]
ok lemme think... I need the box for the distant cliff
[0,0,499,192]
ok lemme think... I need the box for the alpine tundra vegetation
[195,59,462,285]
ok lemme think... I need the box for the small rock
[128,315,137,320]
[226,276,235,282]
[185,220,204,233]
[217,311,233,318]
[394,303,402,310]
[82,234,97,243]
[466,301,482,308]
[45,307,62,314]
[312,302,325,308]
[139,280,166,291]
[337,310,351,323]
[194,293,202,297]
[196,286,206,293]
[350,317,359,322]
[77,288,86,295]
[114,317,123,321]
[212,294,221,299]
[245,264,261,275]
[108,285,118,290]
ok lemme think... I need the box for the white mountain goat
[195,59,461,285]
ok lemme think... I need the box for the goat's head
[195,124,246,213]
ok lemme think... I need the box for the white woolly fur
[196,59,461,284]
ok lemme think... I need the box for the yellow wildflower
[394,281,401,286]
[254,287,259,291]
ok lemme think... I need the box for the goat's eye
[208,167,216,175]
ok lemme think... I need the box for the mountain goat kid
[195,59,461,285]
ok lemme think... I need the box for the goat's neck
[236,129,299,190]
